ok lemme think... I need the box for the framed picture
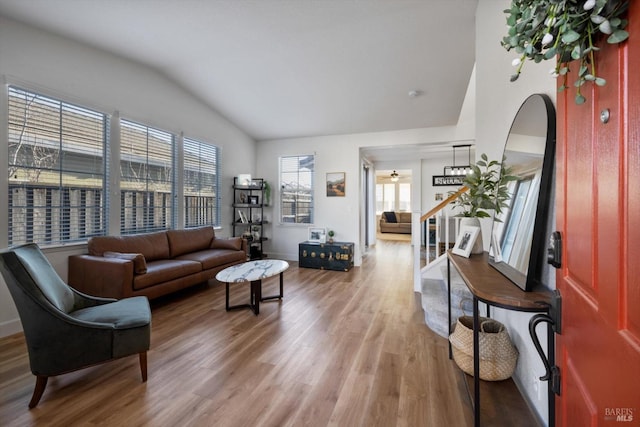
[452,225,480,258]
[308,227,326,243]
[248,195,259,205]
[238,210,248,224]
[326,172,345,197]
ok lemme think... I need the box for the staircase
[414,187,473,338]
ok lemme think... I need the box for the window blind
[7,86,107,246]
[120,119,175,234]
[183,137,220,228]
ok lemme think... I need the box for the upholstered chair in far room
[0,243,151,408]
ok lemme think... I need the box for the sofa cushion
[88,232,170,262]
[167,226,215,258]
[210,237,243,251]
[103,251,147,274]
[176,249,246,270]
[383,211,397,223]
[133,259,202,290]
[397,212,412,223]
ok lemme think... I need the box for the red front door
[556,3,640,425]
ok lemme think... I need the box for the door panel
[556,2,640,425]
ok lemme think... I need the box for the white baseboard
[0,318,22,338]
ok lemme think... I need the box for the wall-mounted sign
[432,175,465,186]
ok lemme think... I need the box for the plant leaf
[608,30,629,44]
[561,30,580,44]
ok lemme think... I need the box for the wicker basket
[449,315,518,381]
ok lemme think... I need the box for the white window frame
[279,154,314,224]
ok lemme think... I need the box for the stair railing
[419,186,468,265]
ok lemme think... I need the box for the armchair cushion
[382,211,397,223]
[103,251,147,274]
[71,296,151,329]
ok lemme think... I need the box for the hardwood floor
[0,240,473,426]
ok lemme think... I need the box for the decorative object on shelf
[238,210,248,224]
[249,195,259,205]
[327,230,335,244]
[251,225,261,242]
[488,94,556,292]
[263,180,271,206]
[449,153,515,254]
[502,0,629,104]
[308,227,326,243]
[236,174,252,186]
[239,192,247,204]
[452,224,481,258]
[450,153,515,219]
[326,172,345,197]
[449,301,518,381]
[390,170,399,182]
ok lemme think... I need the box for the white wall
[475,1,556,424]
[0,16,255,337]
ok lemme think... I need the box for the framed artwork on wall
[326,172,345,197]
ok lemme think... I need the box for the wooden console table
[447,251,556,427]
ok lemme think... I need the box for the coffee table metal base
[225,272,284,315]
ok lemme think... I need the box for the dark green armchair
[0,243,151,408]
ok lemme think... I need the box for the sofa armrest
[68,255,135,300]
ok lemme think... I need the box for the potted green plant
[327,230,335,244]
[502,0,629,104]
[450,154,516,254]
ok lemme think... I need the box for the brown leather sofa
[379,211,412,234]
[68,226,246,300]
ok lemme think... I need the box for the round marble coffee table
[216,259,289,315]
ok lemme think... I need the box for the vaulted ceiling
[0,0,478,142]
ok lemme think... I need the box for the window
[280,155,314,224]
[376,183,395,214]
[399,183,411,211]
[120,120,175,234]
[7,86,107,246]
[375,181,411,214]
[183,137,220,228]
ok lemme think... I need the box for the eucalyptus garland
[502,0,629,104]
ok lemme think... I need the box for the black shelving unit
[232,177,268,259]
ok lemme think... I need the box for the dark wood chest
[298,241,354,271]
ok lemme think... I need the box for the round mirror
[489,94,556,291]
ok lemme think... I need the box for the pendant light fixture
[443,144,472,176]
